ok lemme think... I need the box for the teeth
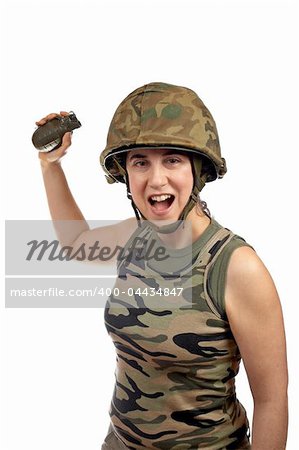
[150,194,172,202]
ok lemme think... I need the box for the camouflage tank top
[103,217,254,449]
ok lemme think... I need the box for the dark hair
[196,196,212,219]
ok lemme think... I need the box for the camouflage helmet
[100,82,227,185]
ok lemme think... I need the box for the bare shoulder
[226,245,267,278]
[70,216,138,265]
[224,245,288,401]
[115,216,139,247]
[225,245,280,315]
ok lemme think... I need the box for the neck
[155,206,211,248]
[188,206,211,242]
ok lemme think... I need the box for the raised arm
[36,111,134,264]
[37,112,88,242]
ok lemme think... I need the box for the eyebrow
[128,149,186,161]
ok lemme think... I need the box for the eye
[166,157,180,164]
[133,160,147,167]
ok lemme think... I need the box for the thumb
[58,131,72,151]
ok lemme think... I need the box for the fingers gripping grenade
[32,111,81,152]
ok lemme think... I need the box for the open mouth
[148,194,175,212]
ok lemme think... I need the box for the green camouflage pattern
[103,220,251,449]
[100,82,227,185]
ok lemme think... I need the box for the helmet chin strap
[125,157,207,234]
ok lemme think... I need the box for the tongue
[153,198,172,211]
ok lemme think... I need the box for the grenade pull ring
[32,111,81,152]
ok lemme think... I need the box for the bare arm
[36,112,136,263]
[40,151,90,245]
[37,112,88,240]
[225,246,288,450]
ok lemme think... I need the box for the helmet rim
[101,144,226,184]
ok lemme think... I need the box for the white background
[1,0,298,449]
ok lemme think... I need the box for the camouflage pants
[101,424,252,449]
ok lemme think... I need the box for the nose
[148,161,168,189]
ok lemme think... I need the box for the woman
[37,82,288,449]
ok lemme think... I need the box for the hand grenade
[32,111,81,152]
